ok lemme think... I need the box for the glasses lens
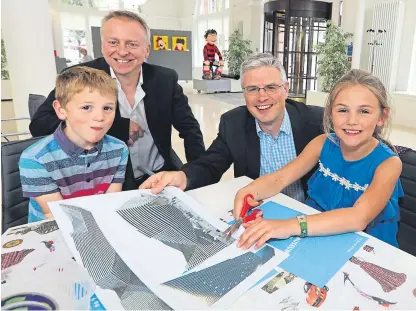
[245,86,259,94]
[264,84,280,93]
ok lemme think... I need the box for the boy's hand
[128,120,144,146]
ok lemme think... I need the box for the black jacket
[182,99,324,194]
[29,58,205,188]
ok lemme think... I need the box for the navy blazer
[182,99,324,194]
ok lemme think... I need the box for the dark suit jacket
[182,99,324,194]
[29,58,205,189]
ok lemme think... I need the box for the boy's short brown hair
[55,66,117,107]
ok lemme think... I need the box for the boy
[19,67,129,222]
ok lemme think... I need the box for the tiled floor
[172,81,416,182]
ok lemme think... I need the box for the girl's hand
[233,189,263,219]
[237,218,299,249]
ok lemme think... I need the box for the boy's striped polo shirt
[19,123,129,223]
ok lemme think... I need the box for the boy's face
[53,89,116,150]
[206,33,217,45]
[176,43,183,50]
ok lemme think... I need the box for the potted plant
[307,21,352,106]
[223,29,252,92]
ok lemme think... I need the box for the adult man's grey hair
[101,10,151,45]
[240,53,288,87]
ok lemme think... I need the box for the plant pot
[1,79,13,100]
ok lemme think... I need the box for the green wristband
[296,215,308,238]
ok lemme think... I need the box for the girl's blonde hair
[323,69,392,145]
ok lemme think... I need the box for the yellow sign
[153,35,169,50]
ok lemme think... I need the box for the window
[63,29,86,66]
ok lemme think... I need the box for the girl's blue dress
[305,134,404,247]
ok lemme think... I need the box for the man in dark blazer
[29,11,205,190]
[141,53,324,201]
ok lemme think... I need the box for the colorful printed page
[260,201,368,287]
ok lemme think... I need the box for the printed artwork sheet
[1,220,96,310]
[49,188,288,310]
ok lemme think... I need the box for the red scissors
[222,194,262,241]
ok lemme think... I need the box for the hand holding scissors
[222,194,263,240]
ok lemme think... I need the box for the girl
[235,69,403,249]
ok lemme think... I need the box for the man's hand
[128,120,144,146]
[139,171,187,194]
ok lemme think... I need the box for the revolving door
[263,0,332,98]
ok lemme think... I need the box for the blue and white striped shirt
[256,109,305,202]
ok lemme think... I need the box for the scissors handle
[239,194,254,218]
[243,209,262,223]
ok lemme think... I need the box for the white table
[2,177,416,310]
[188,176,416,310]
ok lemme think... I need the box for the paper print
[116,193,235,271]
[60,203,172,310]
[349,256,406,292]
[259,201,367,287]
[279,296,300,311]
[303,282,329,307]
[261,270,297,294]
[1,293,59,310]
[2,239,23,248]
[1,249,35,270]
[41,240,56,252]
[7,220,59,236]
[161,245,284,308]
[343,272,397,307]
[363,245,375,254]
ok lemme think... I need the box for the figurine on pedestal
[203,29,224,80]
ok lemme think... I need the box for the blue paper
[90,294,106,310]
[253,201,367,287]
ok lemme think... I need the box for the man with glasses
[140,53,324,201]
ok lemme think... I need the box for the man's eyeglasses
[242,84,285,95]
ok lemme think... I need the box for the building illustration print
[60,204,172,310]
[116,193,235,271]
[162,245,276,306]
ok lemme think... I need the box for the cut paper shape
[162,245,276,306]
[2,239,23,248]
[116,194,235,271]
[1,249,35,270]
[349,256,406,292]
[1,293,58,310]
[8,221,59,236]
[343,272,397,307]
